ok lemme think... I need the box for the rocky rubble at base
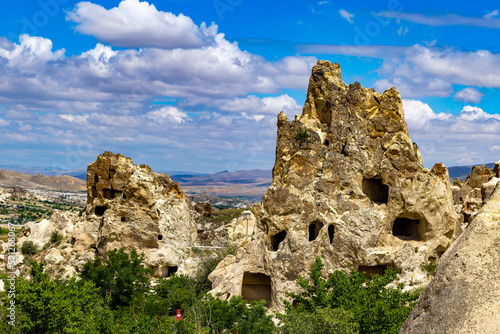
[209,60,459,310]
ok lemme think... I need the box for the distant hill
[448,163,495,181]
[169,169,272,199]
[0,169,86,192]
[2,161,496,197]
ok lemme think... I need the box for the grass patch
[211,208,246,224]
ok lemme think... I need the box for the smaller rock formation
[83,152,198,277]
[452,163,500,228]
[399,182,500,334]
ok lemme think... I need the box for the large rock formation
[209,60,457,309]
[399,182,500,333]
[82,151,198,277]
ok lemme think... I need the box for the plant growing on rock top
[296,126,311,142]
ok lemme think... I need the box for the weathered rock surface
[209,60,457,309]
[399,183,500,334]
[84,151,198,277]
[452,164,499,227]
[12,152,199,279]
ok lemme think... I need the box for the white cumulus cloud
[146,106,189,123]
[454,87,484,103]
[67,0,219,49]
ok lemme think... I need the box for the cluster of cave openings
[241,272,272,307]
[362,178,389,204]
[102,189,123,200]
[271,231,287,251]
[309,221,324,241]
[95,206,107,217]
[358,265,389,279]
[392,217,424,241]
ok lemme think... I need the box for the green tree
[284,257,420,334]
[279,307,359,334]
[80,248,153,309]
[20,240,39,255]
[0,261,110,334]
[147,273,198,316]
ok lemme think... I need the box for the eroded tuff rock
[209,60,458,309]
[452,163,500,228]
[83,151,198,277]
[399,182,500,334]
[7,152,200,280]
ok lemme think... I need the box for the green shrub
[50,230,63,244]
[296,127,311,142]
[80,248,153,309]
[20,240,39,255]
[283,257,420,334]
[422,258,437,276]
[280,307,359,334]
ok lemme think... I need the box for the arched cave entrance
[241,272,272,307]
[362,178,389,203]
[308,221,324,241]
[271,231,286,251]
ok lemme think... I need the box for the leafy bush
[296,127,311,142]
[50,230,63,244]
[80,248,153,309]
[283,257,420,334]
[20,240,39,255]
[280,307,359,334]
[177,295,275,334]
[422,258,437,276]
[0,262,109,334]
[146,273,198,316]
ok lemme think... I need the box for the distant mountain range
[447,163,496,181]
[0,162,495,196]
[0,169,86,192]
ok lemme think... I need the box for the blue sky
[0,0,499,173]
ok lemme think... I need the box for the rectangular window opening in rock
[241,272,272,307]
[308,221,324,241]
[362,178,389,203]
[392,217,423,241]
[95,206,107,217]
[270,230,287,251]
[328,225,335,244]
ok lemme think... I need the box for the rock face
[10,152,199,280]
[84,151,197,277]
[209,60,457,309]
[399,183,500,334]
[452,163,500,228]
